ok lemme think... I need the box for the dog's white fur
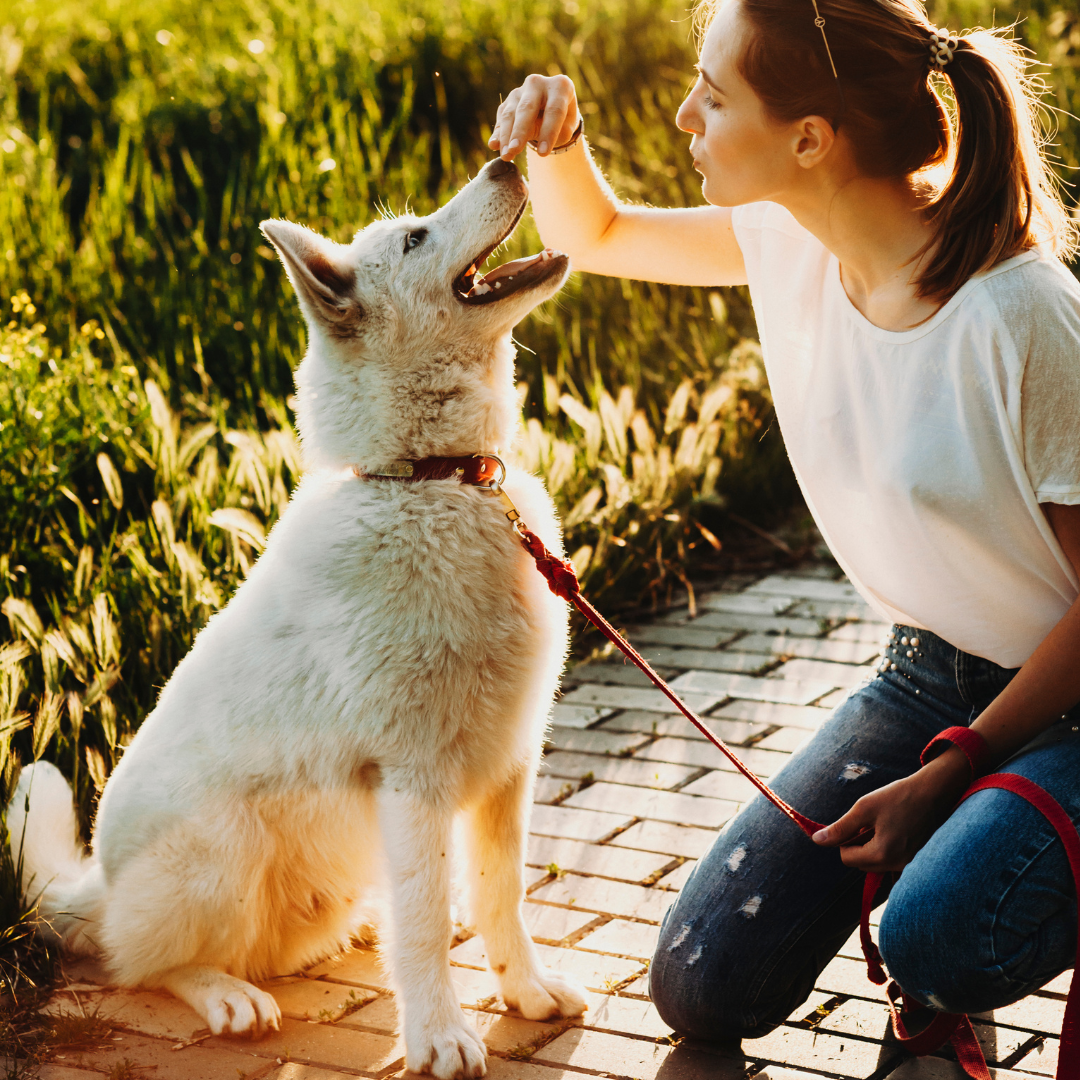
[7,159,585,1079]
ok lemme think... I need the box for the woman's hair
[697,0,1077,302]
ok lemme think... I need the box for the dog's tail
[6,760,102,955]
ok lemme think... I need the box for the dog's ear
[260,219,362,331]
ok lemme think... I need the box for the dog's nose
[487,157,519,179]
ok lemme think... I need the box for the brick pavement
[24,567,1069,1080]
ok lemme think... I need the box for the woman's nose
[676,88,703,135]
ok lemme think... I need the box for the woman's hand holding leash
[813,746,973,871]
[489,73,580,159]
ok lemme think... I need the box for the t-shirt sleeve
[1021,262,1080,505]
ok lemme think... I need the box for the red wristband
[920,726,991,779]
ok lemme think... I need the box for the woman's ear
[260,219,364,333]
[792,115,838,170]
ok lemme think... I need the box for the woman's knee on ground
[650,914,810,1041]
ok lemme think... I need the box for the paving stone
[814,956,889,1001]
[976,995,1067,1034]
[576,918,662,960]
[568,661,679,688]
[582,991,674,1038]
[1011,1038,1058,1076]
[338,993,401,1032]
[537,1027,751,1079]
[827,621,893,643]
[207,1017,402,1073]
[789,599,878,621]
[637,646,777,674]
[550,703,614,729]
[560,683,722,715]
[697,592,799,616]
[816,688,852,708]
[1040,971,1071,994]
[712,698,833,730]
[655,858,697,890]
[600,710,769,746]
[563,781,737,829]
[268,978,377,1022]
[769,657,875,688]
[885,1060,1035,1080]
[545,726,651,755]
[40,985,198,1042]
[23,1068,102,1080]
[307,948,391,990]
[50,1031,268,1080]
[468,1010,560,1054]
[526,835,672,882]
[608,820,718,858]
[534,775,576,803]
[523,900,598,943]
[530,872,675,922]
[679,769,761,802]
[664,611,826,636]
[816,997,894,1039]
[732,633,882,664]
[669,669,835,706]
[450,939,644,993]
[541,749,698,790]
[271,1066,372,1080]
[529,803,634,842]
[745,576,863,602]
[756,726,814,752]
[623,623,740,648]
[744,1023,898,1077]
[636,736,789,778]
[478,1058,582,1079]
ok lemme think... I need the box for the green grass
[0,0,1078,1027]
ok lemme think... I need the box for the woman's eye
[704,95,722,111]
[404,230,427,252]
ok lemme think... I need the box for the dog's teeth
[472,283,491,295]
[494,281,501,289]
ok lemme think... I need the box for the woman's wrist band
[920,726,991,779]
[528,116,584,156]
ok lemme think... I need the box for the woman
[489,0,1080,1043]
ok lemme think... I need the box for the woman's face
[676,1,801,207]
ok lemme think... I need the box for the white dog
[8,157,586,1079]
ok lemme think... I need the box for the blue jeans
[649,625,1080,1040]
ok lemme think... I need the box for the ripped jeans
[649,625,1080,1041]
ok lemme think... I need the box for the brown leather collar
[353,454,505,487]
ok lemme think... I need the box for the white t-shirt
[730,201,1080,667]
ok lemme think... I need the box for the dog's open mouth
[453,213,568,306]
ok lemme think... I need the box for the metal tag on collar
[369,460,414,478]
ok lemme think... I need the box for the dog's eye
[403,229,427,253]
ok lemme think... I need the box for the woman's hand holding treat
[488,73,580,159]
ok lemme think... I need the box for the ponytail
[920,30,1075,303]
[701,0,1078,304]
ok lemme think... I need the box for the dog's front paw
[206,981,282,1038]
[501,967,587,1021]
[406,1018,487,1079]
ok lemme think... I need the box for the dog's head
[261,159,569,467]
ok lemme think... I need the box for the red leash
[358,454,1079,1079]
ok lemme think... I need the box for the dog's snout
[486,157,519,179]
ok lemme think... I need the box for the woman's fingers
[534,75,579,154]
[489,74,579,158]
[812,805,871,848]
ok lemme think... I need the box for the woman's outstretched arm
[489,74,746,287]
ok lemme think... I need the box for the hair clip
[809,0,839,79]
[928,28,959,71]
